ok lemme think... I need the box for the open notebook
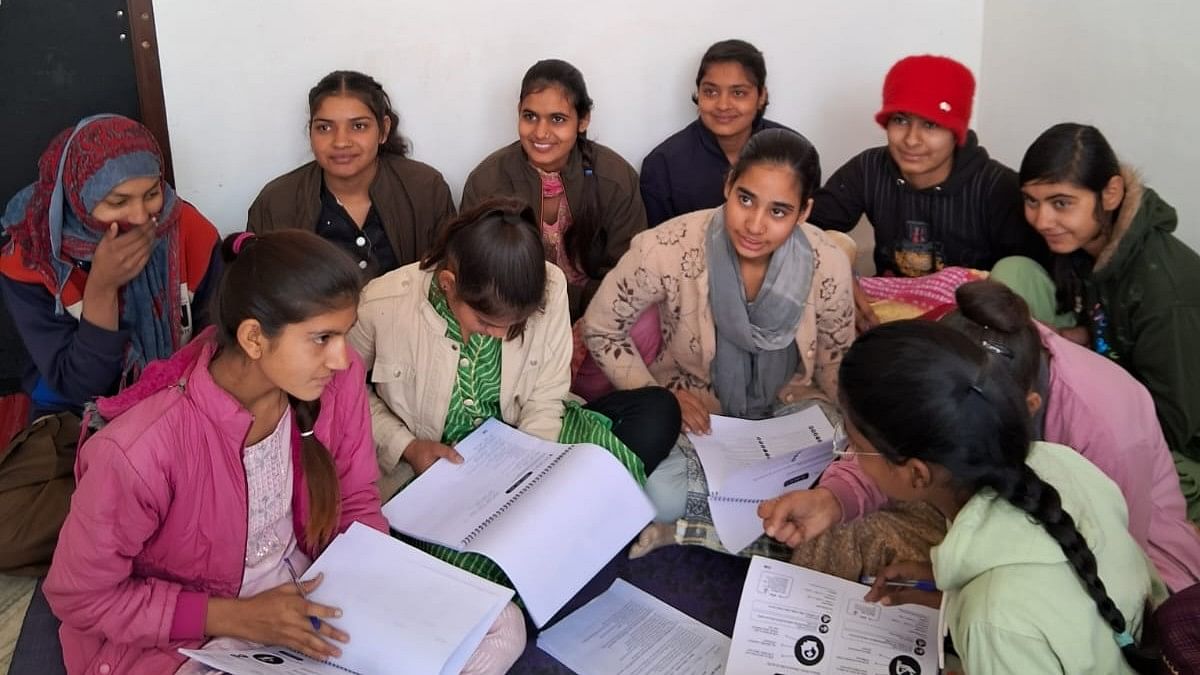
[181,522,513,675]
[384,418,654,626]
[689,406,839,553]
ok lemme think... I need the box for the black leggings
[584,386,681,474]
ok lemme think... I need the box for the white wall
[154,0,983,234]
[978,0,1200,249]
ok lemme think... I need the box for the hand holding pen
[862,561,942,610]
[204,565,349,661]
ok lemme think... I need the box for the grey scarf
[706,207,812,418]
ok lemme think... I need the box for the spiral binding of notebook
[756,436,770,459]
[459,445,577,547]
[708,494,763,505]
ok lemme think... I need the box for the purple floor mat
[509,545,750,673]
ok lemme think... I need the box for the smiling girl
[582,129,854,524]
[809,55,1048,330]
[461,59,646,320]
[640,39,794,227]
[992,122,1200,521]
[248,70,455,278]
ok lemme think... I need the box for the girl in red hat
[809,55,1049,331]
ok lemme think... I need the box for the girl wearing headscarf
[0,114,221,420]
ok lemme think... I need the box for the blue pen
[284,559,322,631]
[859,575,937,592]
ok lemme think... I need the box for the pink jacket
[44,328,387,674]
[820,322,1200,591]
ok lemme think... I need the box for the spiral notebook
[690,407,839,553]
[383,418,654,627]
[180,523,513,675]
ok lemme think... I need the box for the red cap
[875,55,975,146]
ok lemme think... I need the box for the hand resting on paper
[405,438,464,475]
[674,389,712,435]
[863,560,942,610]
[205,574,348,660]
[758,487,843,548]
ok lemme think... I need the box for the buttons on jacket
[99,665,112,675]
[358,260,368,270]
[356,236,367,247]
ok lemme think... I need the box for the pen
[859,575,937,592]
[283,558,322,631]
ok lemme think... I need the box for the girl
[640,38,794,227]
[582,128,855,522]
[993,123,1200,520]
[0,114,220,575]
[44,231,525,674]
[765,279,1200,592]
[248,70,455,278]
[348,198,679,586]
[461,59,647,320]
[837,321,1154,673]
[808,55,1048,329]
[0,114,220,421]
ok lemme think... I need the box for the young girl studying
[347,198,679,587]
[44,231,524,675]
[805,320,1157,673]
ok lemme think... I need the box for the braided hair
[840,320,1152,671]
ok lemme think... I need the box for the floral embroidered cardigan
[580,207,855,412]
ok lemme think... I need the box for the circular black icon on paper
[818,624,830,634]
[794,635,825,666]
[915,638,927,647]
[889,654,921,675]
[820,613,831,624]
[253,653,285,665]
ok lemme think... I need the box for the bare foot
[628,522,676,559]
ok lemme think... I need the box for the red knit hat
[874,55,975,146]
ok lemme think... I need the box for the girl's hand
[863,561,942,609]
[405,439,464,475]
[88,221,157,292]
[674,389,711,435]
[852,278,880,334]
[206,575,348,660]
[758,487,843,548]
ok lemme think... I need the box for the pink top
[44,328,386,674]
[820,322,1200,591]
[538,168,587,286]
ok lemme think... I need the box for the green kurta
[409,282,645,589]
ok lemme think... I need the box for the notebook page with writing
[383,418,565,549]
[690,406,835,494]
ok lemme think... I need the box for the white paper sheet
[728,557,939,675]
[690,407,836,495]
[179,646,360,675]
[384,419,654,627]
[537,579,730,675]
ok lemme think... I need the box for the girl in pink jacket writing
[45,231,524,674]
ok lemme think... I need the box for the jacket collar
[1092,166,1145,274]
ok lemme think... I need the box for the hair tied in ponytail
[300,430,315,438]
[232,232,255,255]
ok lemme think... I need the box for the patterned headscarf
[1,114,183,371]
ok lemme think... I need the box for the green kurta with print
[406,281,646,590]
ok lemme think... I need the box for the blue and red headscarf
[1,114,183,372]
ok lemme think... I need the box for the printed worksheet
[537,579,730,675]
[690,407,836,495]
[179,646,359,675]
[728,557,938,675]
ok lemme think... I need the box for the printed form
[537,579,730,675]
[728,557,938,675]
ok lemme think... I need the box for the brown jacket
[581,208,855,412]
[461,140,647,317]
[247,154,455,268]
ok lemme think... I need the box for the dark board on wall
[0,0,144,392]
